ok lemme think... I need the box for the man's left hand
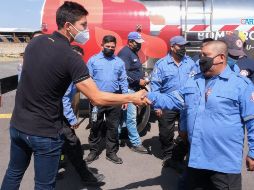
[246,156,254,171]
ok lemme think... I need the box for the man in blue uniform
[117,31,148,154]
[220,34,254,82]
[148,40,254,189]
[86,35,128,164]
[151,36,198,168]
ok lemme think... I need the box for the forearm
[76,78,137,106]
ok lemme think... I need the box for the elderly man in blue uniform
[151,36,198,168]
[85,35,128,164]
[117,32,148,154]
[148,40,254,189]
[220,34,254,82]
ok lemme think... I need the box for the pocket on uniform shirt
[210,90,239,114]
[93,68,104,80]
[182,87,200,107]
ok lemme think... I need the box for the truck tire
[136,105,151,136]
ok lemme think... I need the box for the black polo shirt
[10,31,90,138]
[117,46,144,91]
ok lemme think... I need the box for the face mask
[199,56,214,73]
[103,48,115,57]
[133,42,141,52]
[175,47,186,60]
[68,23,89,45]
[199,54,222,73]
[227,56,237,68]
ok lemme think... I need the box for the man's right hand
[131,89,151,106]
[155,109,163,118]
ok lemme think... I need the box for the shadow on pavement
[109,167,180,190]
[56,164,105,190]
[143,136,163,160]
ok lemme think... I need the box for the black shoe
[85,152,99,164]
[106,154,123,164]
[131,145,148,154]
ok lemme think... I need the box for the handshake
[130,89,151,106]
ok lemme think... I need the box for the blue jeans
[119,89,141,146]
[1,127,64,190]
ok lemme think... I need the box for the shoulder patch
[236,73,252,85]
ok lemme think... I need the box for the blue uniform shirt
[148,65,254,173]
[87,52,128,93]
[151,53,198,94]
[62,83,77,126]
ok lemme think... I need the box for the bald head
[200,40,228,77]
[202,40,228,56]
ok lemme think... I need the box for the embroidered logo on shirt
[205,88,212,101]
[240,70,249,77]
[251,92,254,102]
[189,70,197,77]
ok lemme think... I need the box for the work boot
[106,153,123,164]
[85,152,99,164]
[131,145,148,154]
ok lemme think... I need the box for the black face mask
[103,48,115,57]
[133,42,141,52]
[199,54,222,73]
[175,47,186,60]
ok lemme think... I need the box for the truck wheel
[136,105,151,136]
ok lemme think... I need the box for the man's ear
[64,22,71,31]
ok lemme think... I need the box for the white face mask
[68,23,89,45]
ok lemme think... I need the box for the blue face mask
[227,56,237,68]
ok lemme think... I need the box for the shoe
[106,154,123,164]
[81,172,105,185]
[56,167,66,180]
[119,139,126,147]
[85,152,99,164]
[162,157,185,173]
[131,145,148,154]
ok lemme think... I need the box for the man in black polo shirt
[1,2,149,190]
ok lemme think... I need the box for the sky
[0,0,45,31]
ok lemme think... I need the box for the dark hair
[71,45,84,56]
[202,38,214,43]
[56,1,88,30]
[31,30,43,38]
[102,35,116,45]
